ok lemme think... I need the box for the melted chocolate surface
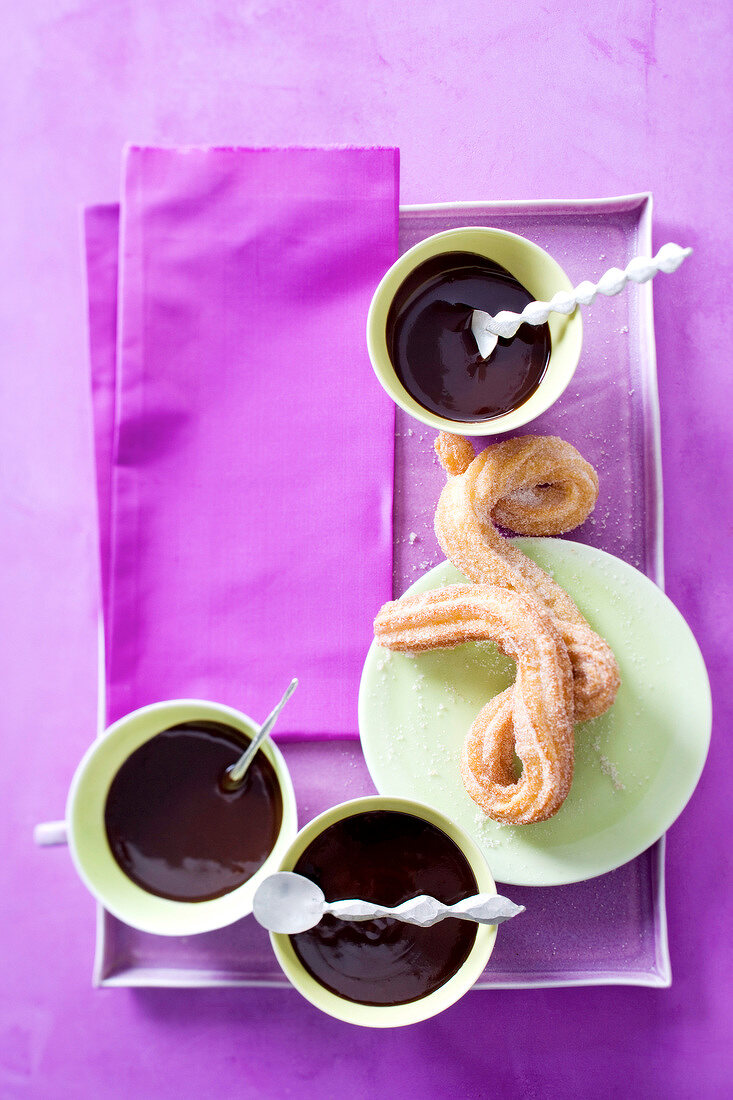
[104,721,282,902]
[386,251,550,422]
[290,810,478,1006]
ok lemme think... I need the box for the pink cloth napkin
[84,146,399,739]
[83,203,119,629]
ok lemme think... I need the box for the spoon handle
[324,893,524,928]
[224,678,298,789]
[472,242,692,346]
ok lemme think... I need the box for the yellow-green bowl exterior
[65,699,298,936]
[269,795,497,1028]
[366,226,583,435]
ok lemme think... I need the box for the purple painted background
[1,2,731,1097]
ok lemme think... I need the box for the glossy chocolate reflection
[290,810,478,1006]
[386,251,551,422]
[104,721,282,902]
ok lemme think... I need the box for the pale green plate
[358,540,711,887]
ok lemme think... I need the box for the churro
[434,433,620,722]
[374,585,574,824]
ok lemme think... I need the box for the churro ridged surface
[374,584,575,825]
[434,432,620,722]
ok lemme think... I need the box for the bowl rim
[366,225,583,436]
[269,794,497,1028]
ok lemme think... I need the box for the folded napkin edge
[122,141,400,156]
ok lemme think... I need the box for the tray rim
[401,192,652,212]
[95,193,671,990]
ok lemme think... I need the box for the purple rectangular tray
[96,194,670,989]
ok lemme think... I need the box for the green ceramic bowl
[64,699,297,936]
[366,226,583,435]
[269,795,498,1027]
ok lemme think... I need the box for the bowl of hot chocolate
[34,699,298,936]
[366,227,583,434]
[267,796,500,1027]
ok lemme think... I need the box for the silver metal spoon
[220,679,298,792]
[253,871,525,935]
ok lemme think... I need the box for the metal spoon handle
[324,893,524,928]
[224,678,298,789]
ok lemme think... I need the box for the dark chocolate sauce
[104,721,283,902]
[290,810,478,1006]
[386,251,551,422]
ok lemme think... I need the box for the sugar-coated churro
[434,433,619,722]
[374,584,575,824]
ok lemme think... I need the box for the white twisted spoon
[471,242,692,358]
[253,871,524,934]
